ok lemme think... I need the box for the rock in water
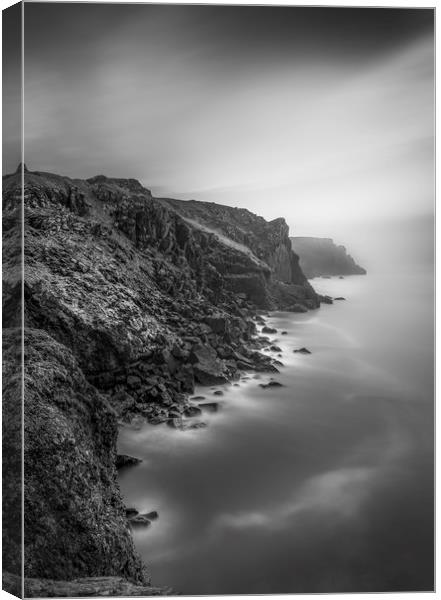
[116,454,142,469]
[198,402,219,413]
[184,405,202,417]
[293,347,311,354]
[262,326,277,334]
[144,511,159,521]
[129,515,151,527]
[259,381,283,389]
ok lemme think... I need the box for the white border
[0,2,436,600]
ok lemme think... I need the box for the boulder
[127,375,142,389]
[184,405,202,418]
[144,511,159,521]
[148,414,168,425]
[189,343,228,386]
[334,297,346,301]
[205,314,229,335]
[293,347,311,354]
[262,326,277,334]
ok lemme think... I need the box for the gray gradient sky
[10,4,435,261]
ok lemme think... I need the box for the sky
[4,4,435,265]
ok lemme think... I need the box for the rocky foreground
[291,236,366,278]
[3,166,323,596]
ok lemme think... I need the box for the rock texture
[160,197,318,308]
[2,169,23,595]
[290,236,366,278]
[3,165,321,591]
[3,572,172,598]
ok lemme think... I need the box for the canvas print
[2,2,434,597]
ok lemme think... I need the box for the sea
[118,267,434,594]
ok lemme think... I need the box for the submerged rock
[199,402,219,413]
[116,454,142,469]
[144,511,159,521]
[334,297,346,301]
[259,381,283,389]
[293,347,311,354]
[168,417,207,431]
[129,515,151,527]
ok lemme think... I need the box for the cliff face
[23,329,148,584]
[290,237,367,279]
[3,166,319,591]
[160,198,312,301]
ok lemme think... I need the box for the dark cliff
[290,236,367,279]
[3,166,319,593]
[159,197,317,309]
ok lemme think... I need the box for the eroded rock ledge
[3,573,172,598]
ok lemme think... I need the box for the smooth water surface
[118,270,434,594]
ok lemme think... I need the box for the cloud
[21,5,433,259]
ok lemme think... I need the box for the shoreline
[115,303,324,591]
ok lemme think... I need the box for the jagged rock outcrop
[3,165,320,590]
[160,197,317,306]
[290,236,367,278]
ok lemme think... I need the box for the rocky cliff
[160,198,310,296]
[290,236,367,278]
[3,166,320,595]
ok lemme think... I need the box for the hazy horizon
[4,4,435,268]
